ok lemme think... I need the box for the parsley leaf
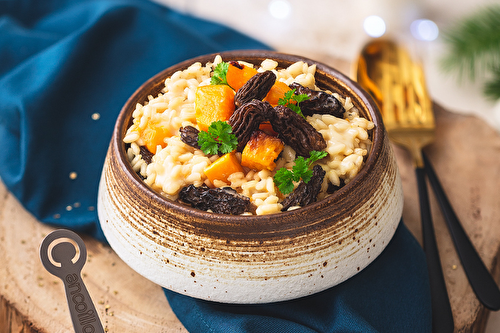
[198,131,219,155]
[208,120,238,154]
[292,157,309,182]
[211,62,229,85]
[278,88,310,118]
[273,168,295,195]
[273,150,328,194]
[308,150,328,166]
[197,121,238,155]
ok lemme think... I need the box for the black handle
[423,153,500,310]
[416,167,454,332]
[63,273,105,333]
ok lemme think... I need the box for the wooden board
[0,183,186,333]
[398,103,500,332]
[1,104,500,333]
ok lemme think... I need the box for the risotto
[123,55,374,215]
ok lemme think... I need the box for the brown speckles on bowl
[97,50,403,303]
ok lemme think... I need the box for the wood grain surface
[1,65,500,332]
[400,103,500,332]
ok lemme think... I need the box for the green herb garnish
[440,5,500,100]
[210,62,229,85]
[273,150,328,194]
[278,89,310,118]
[197,120,238,155]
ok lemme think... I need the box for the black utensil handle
[63,273,105,333]
[423,153,500,311]
[416,167,454,332]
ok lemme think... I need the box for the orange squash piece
[258,121,278,136]
[140,120,171,153]
[195,85,235,132]
[226,63,258,91]
[241,130,284,171]
[204,152,244,184]
[264,80,291,106]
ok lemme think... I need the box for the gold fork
[355,39,500,331]
[355,39,453,332]
[356,40,434,168]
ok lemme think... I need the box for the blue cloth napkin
[166,223,431,333]
[0,0,432,332]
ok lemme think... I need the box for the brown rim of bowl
[111,50,384,232]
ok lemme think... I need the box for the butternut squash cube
[264,80,291,106]
[241,130,284,171]
[204,152,244,184]
[226,63,258,91]
[195,85,235,132]
[140,120,171,153]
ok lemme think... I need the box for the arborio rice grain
[123,56,374,215]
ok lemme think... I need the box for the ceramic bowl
[97,50,403,304]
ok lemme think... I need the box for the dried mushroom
[270,105,327,157]
[139,145,154,164]
[281,165,326,211]
[327,179,345,194]
[234,71,276,107]
[289,82,345,118]
[229,60,244,70]
[228,100,274,151]
[179,125,201,149]
[179,184,252,215]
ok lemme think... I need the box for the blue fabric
[0,0,432,332]
[165,223,431,333]
[0,0,268,240]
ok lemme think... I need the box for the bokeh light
[268,0,292,20]
[410,19,439,41]
[363,15,386,38]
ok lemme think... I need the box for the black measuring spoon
[40,229,104,333]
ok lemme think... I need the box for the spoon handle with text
[40,229,105,333]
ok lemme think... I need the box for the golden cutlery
[355,39,452,332]
[355,38,500,331]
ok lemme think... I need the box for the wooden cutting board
[1,103,499,332]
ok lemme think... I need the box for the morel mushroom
[228,99,274,151]
[270,105,327,157]
[179,125,201,149]
[139,145,155,164]
[281,164,326,211]
[179,184,252,215]
[289,82,345,118]
[234,71,276,107]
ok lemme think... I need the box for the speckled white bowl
[97,50,403,304]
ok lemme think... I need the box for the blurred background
[153,0,500,331]
[154,0,500,135]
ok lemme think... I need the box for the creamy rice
[124,56,374,215]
